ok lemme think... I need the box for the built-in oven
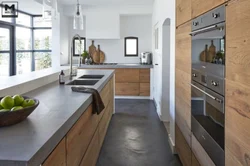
[191,4,225,166]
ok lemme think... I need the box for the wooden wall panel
[176,0,191,26]
[176,124,192,166]
[225,1,250,166]
[191,0,225,18]
[226,0,250,85]
[175,21,191,73]
[175,20,192,146]
[191,135,215,166]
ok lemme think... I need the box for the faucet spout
[70,34,82,76]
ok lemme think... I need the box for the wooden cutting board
[208,40,216,62]
[89,40,96,57]
[92,45,105,63]
[200,45,208,62]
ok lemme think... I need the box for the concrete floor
[97,99,182,166]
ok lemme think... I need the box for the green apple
[0,104,3,109]
[1,96,14,109]
[12,95,24,106]
[11,106,23,111]
[22,99,35,107]
[0,109,10,113]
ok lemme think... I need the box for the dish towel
[71,87,105,115]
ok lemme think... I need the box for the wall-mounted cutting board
[89,40,96,57]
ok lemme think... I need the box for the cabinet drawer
[115,69,140,83]
[140,83,150,96]
[116,83,139,96]
[42,138,66,166]
[66,104,98,166]
[79,129,100,166]
[139,69,150,83]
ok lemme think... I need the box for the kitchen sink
[79,75,104,79]
[66,79,99,86]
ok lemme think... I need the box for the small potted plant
[81,51,89,64]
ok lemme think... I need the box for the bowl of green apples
[0,95,39,127]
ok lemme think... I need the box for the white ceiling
[18,0,43,15]
[59,0,154,6]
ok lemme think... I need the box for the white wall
[64,15,152,64]
[60,13,69,65]
[152,0,176,147]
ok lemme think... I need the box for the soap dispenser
[59,70,65,84]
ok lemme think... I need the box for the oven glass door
[191,81,224,150]
[191,23,225,66]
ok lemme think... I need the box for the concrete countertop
[0,69,114,166]
[62,63,153,69]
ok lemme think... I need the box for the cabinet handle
[155,64,159,66]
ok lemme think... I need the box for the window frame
[0,8,52,76]
[124,37,139,57]
[73,37,86,56]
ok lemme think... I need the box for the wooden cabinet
[225,1,250,165]
[42,138,66,166]
[116,83,140,96]
[66,104,98,166]
[115,69,140,83]
[175,124,192,166]
[139,69,150,83]
[140,83,150,96]
[79,130,100,166]
[192,152,201,166]
[176,0,191,26]
[175,21,192,145]
[191,0,225,18]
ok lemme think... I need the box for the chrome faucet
[70,34,82,77]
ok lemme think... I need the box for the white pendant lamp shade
[73,0,84,30]
[42,0,58,20]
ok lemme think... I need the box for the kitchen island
[0,69,114,166]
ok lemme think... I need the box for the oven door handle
[190,25,218,36]
[191,83,223,103]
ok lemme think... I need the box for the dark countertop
[61,63,153,69]
[0,70,114,166]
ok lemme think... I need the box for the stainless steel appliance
[140,52,152,64]
[191,5,225,166]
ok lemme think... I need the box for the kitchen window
[124,37,138,57]
[73,37,86,56]
[0,8,52,76]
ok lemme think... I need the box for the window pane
[16,52,31,75]
[0,15,12,22]
[34,30,52,50]
[16,27,31,50]
[0,53,9,76]
[126,39,137,55]
[16,13,31,27]
[0,27,10,51]
[35,52,52,71]
[33,17,52,27]
[74,39,85,55]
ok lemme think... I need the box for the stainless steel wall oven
[191,5,225,166]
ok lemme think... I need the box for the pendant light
[73,0,84,30]
[42,0,58,21]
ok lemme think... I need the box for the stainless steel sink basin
[66,79,99,86]
[79,75,104,79]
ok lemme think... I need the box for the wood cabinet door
[116,83,140,96]
[79,129,100,166]
[176,0,191,26]
[192,153,201,166]
[175,124,192,166]
[42,138,66,166]
[191,0,225,18]
[66,104,98,166]
[225,0,250,165]
[140,83,150,96]
[139,69,150,83]
[175,21,192,145]
[115,69,140,83]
